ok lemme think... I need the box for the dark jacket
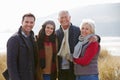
[7,26,37,80]
[56,24,80,72]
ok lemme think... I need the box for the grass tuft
[0,53,7,80]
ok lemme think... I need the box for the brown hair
[22,13,36,22]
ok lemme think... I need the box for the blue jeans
[76,74,99,80]
[43,74,50,80]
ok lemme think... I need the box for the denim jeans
[43,74,51,80]
[76,74,99,80]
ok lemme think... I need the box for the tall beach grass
[0,53,7,80]
[98,49,120,80]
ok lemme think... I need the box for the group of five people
[6,10,100,80]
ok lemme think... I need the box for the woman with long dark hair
[36,20,58,80]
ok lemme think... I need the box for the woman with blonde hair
[73,19,100,80]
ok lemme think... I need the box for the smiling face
[21,16,35,35]
[45,24,54,36]
[58,11,71,30]
[81,23,93,37]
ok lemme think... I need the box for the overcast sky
[0,0,120,32]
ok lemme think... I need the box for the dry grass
[0,49,120,80]
[98,49,120,80]
[0,53,7,80]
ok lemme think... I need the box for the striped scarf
[38,37,57,73]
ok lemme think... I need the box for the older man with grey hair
[56,10,80,80]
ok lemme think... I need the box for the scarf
[73,34,95,58]
[57,29,72,61]
[38,37,57,73]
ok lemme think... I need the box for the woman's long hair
[37,20,56,49]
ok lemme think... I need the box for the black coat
[56,24,80,71]
[7,26,36,80]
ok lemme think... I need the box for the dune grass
[0,53,7,80]
[0,49,120,80]
[98,49,120,80]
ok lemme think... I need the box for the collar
[21,30,29,37]
[61,26,69,33]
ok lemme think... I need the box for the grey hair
[58,10,70,18]
[80,19,95,33]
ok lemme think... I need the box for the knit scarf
[38,37,57,73]
[57,29,72,61]
[73,34,95,58]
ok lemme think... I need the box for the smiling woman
[36,20,58,80]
